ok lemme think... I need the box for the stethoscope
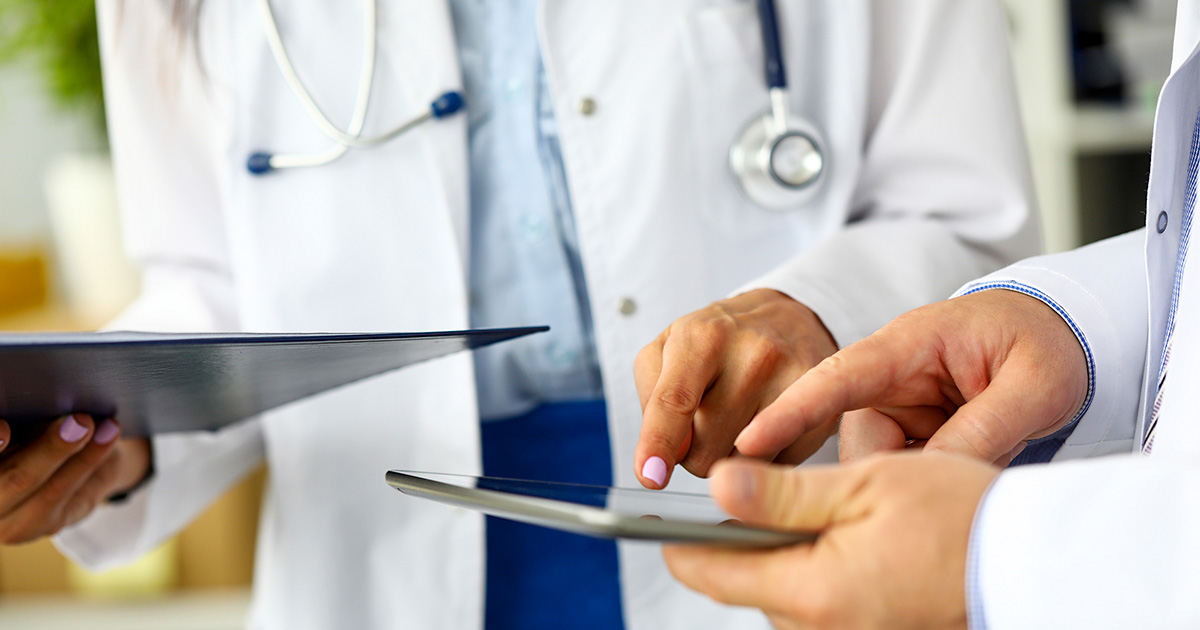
[729,0,828,209]
[247,0,828,210]
[245,0,464,175]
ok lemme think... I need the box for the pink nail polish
[93,420,119,445]
[642,456,668,488]
[60,415,89,443]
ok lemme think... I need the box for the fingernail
[1011,441,1028,459]
[642,456,668,488]
[93,420,119,445]
[60,415,89,443]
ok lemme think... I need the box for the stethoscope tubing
[256,0,377,149]
[252,0,822,206]
[756,0,788,91]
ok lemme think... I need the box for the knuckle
[36,474,74,504]
[748,336,785,363]
[742,337,786,378]
[814,352,848,376]
[641,435,684,461]
[653,383,702,417]
[684,319,729,350]
[954,410,1013,460]
[1,467,38,498]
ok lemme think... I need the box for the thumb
[709,459,855,531]
[838,408,907,463]
[924,368,1061,462]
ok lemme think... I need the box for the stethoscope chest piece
[730,111,828,210]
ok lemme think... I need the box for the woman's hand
[737,290,1089,466]
[634,289,839,489]
[0,415,151,544]
[663,454,998,630]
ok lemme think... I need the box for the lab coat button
[578,97,597,116]
[1157,211,1169,234]
[618,298,637,315]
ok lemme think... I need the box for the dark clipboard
[0,327,546,437]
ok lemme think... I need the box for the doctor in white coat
[665,3,1200,627]
[0,1,1036,629]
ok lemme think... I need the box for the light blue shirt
[448,0,604,421]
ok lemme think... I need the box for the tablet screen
[387,470,815,547]
[422,472,729,523]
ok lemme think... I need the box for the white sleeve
[969,455,1200,629]
[741,0,1040,347]
[954,230,1149,460]
[53,0,265,570]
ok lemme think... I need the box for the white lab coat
[961,2,1200,627]
[58,1,1036,629]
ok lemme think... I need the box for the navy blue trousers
[481,401,625,630]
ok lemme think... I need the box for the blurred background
[0,0,1178,627]
[0,4,262,626]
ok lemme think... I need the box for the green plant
[0,0,105,133]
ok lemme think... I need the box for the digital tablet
[386,471,816,548]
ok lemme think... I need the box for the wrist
[746,288,839,355]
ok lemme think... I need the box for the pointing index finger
[735,337,902,458]
[635,330,722,489]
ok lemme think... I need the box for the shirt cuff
[950,231,1147,460]
[954,281,1095,438]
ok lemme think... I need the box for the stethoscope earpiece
[430,91,466,119]
[247,152,274,176]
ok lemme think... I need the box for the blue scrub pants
[481,400,625,630]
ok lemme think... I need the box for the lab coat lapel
[1175,0,1200,73]
[1140,27,1200,444]
[376,0,471,273]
